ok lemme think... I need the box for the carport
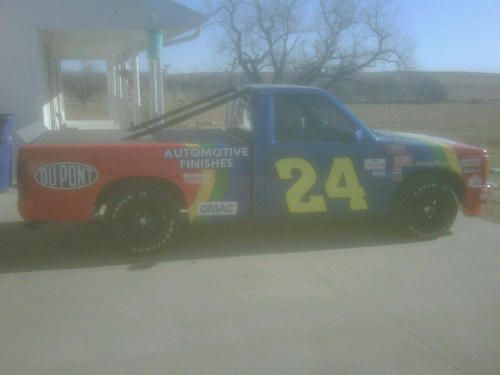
[39,2,205,130]
[0,0,205,142]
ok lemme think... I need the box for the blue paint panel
[181,86,463,223]
[251,89,392,220]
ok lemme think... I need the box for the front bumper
[480,183,493,203]
[462,183,492,217]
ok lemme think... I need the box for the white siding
[0,0,203,180]
[0,0,144,140]
[1,0,202,130]
[0,2,47,136]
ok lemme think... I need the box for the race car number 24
[275,158,368,213]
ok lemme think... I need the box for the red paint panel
[18,143,202,222]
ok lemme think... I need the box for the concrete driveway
[1,189,499,375]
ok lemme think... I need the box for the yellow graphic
[325,158,368,210]
[443,145,463,176]
[185,144,217,222]
[275,158,327,213]
[188,169,216,221]
[275,157,368,213]
[407,134,463,176]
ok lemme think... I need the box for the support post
[148,58,157,117]
[106,60,117,127]
[56,60,66,127]
[118,60,129,130]
[131,55,142,125]
[158,61,164,114]
[147,30,164,120]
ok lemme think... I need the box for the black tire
[393,177,459,239]
[105,185,180,254]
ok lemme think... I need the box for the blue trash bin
[0,114,14,192]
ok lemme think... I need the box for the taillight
[16,157,28,199]
[481,149,490,184]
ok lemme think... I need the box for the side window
[274,95,306,142]
[274,94,357,143]
[228,96,252,134]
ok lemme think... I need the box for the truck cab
[241,85,388,220]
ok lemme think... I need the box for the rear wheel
[106,186,180,254]
[393,177,459,239]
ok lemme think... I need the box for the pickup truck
[17,85,491,254]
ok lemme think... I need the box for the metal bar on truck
[124,88,249,140]
[129,87,237,132]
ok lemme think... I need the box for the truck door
[253,91,389,219]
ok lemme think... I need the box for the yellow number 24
[275,157,368,213]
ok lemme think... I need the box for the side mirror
[337,128,360,143]
[355,129,364,142]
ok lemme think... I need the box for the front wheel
[393,177,459,239]
[105,186,180,254]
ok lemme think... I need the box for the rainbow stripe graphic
[183,144,233,222]
[407,134,463,176]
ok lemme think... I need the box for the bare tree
[297,0,413,87]
[210,0,413,87]
[211,0,304,83]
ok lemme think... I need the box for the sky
[165,0,500,74]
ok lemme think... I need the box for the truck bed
[32,128,247,146]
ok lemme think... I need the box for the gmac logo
[35,162,99,190]
[197,202,238,216]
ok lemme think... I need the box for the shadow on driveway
[0,220,423,274]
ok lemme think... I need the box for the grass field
[426,71,500,102]
[67,100,500,164]
[350,102,500,167]
[66,100,500,222]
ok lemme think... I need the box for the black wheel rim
[409,187,456,236]
[116,197,174,252]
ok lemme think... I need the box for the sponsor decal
[460,158,481,173]
[197,201,238,216]
[164,146,249,169]
[182,172,208,185]
[392,155,414,179]
[415,160,447,168]
[35,162,99,190]
[385,144,406,155]
[364,158,386,171]
[393,155,414,168]
[371,170,386,178]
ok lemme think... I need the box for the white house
[0,0,204,153]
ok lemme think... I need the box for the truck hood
[374,129,482,152]
[374,129,487,178]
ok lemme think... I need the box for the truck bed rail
[125,87,249,140]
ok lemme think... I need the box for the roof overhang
[40,1,205,59]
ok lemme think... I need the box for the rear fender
[95,177,187,212]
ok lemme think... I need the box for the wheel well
[397,169,466,202]
[95,177,187,210]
